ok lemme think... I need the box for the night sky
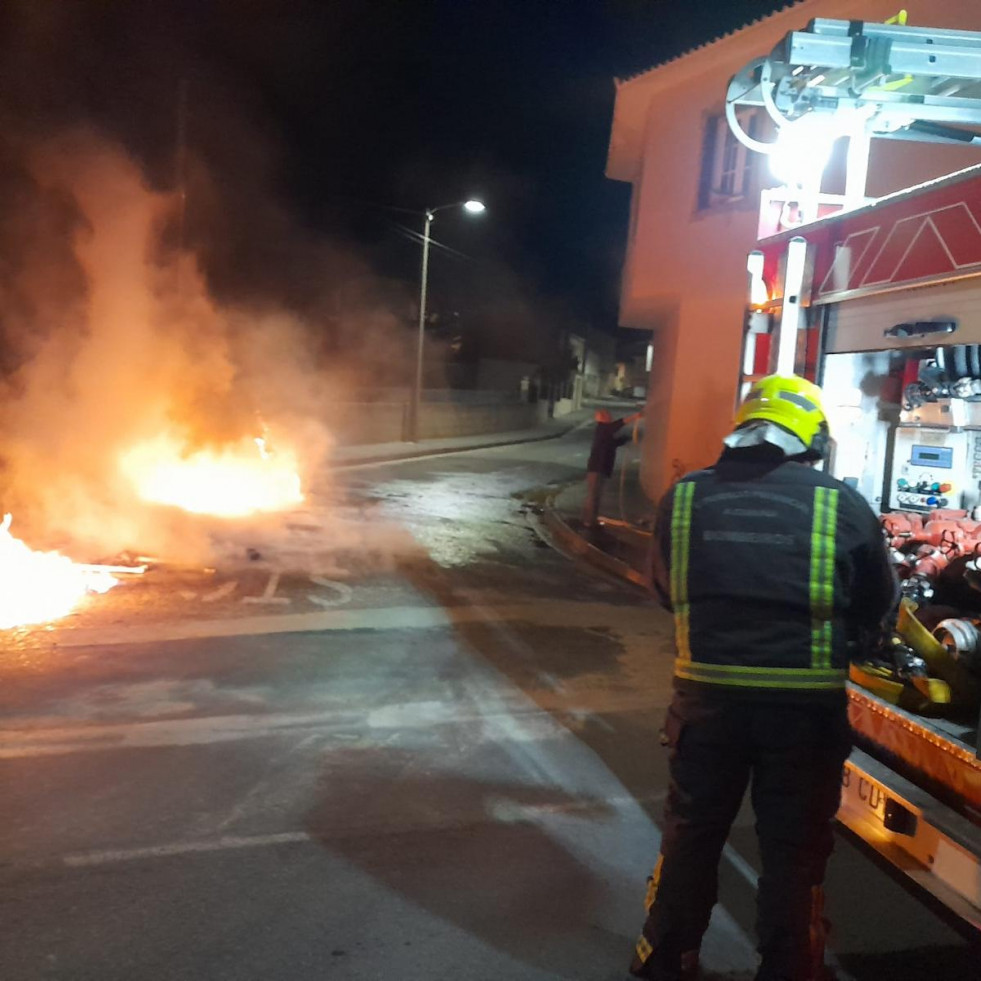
[0,1,791,336]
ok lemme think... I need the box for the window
[697,109,760,212]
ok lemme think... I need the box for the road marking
[0,692,668,758]
[61,791,669,868]
[307,577,353,608]
[203,581,237,602]
[241,572,290,605]
[215,732,323,832]
[63,831,313,867]
[722,842,760,887]
[49,599,658,647]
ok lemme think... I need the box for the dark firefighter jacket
[650,449,899,701]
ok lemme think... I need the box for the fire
[0,514,119,628]
[120,432,304,518]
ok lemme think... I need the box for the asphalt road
[0,427,976,980]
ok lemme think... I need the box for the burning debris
[0,133,427,610]
[0,133,330,568]
[119,431,303,518]
[0,513,144,628]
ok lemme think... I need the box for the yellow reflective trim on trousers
[674,659,847,689]
[809,487,839,670]
[670,481,695,661]
[644,854,664,914]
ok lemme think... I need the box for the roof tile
[615,1,805,86]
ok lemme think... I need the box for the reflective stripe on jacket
[651,452,898,699]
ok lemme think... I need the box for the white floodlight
[769,114,840,187]
[463,199,486,214]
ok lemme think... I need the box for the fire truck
[725,16,981,934]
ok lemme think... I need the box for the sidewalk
[542,446,655,588]
[327,408,593,468]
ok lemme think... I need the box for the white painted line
[64,831,312,867]
[54,606,453,647]
[49,599,656,647]
[61,792,670,869]
[723,841,759,886]
[0,691,667,759]
[241,572,290,605]
[203,581,237,603]
[306,577,353,608]
[927,214,958,270]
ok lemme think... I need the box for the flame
[0,514,118,628]
[120,433,304,518]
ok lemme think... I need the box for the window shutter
[697,115,719,211]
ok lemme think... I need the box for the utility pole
[410,209,434,442]
[175,76,189,295]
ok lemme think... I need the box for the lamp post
[409,198,485,441]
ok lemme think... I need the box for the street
[0,426,975,980]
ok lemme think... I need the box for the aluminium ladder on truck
[725,16,981,221]
[726,16,981,157]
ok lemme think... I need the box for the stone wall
[325,399,549,445]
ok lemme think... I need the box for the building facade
[608,0,981,499]
[570,327,618,399]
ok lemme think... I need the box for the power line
[389,221,477,263]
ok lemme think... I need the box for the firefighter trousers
[582,471,605,527]
[631,688,852,981]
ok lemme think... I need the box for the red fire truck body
[745,164,981,934]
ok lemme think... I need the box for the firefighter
[629,374,898,981]
[583,407,644,527]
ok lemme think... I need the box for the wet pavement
[0,421,976,980]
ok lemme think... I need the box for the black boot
[629,947,699,980]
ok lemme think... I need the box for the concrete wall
[326,400,549,445]
[325,402,407,445]
[418,401,548,439]
[608,0,981,500]
[347,387,521,405]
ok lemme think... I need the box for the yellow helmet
[733,374,829,459]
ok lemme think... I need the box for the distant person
[582,407,643,528]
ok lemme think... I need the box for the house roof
[614,2,805,88]
[606,0,830,182]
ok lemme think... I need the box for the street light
[409,199,485,441]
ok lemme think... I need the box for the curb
[329,419,586,470]
[542,492,649,589]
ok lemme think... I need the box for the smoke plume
[0,130,340,564]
